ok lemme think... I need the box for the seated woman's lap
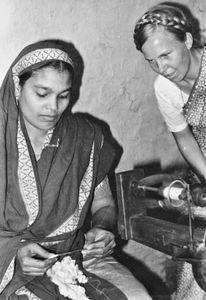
[85,256,152,300]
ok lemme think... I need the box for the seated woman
[0,39,152,300]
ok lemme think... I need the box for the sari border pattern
[0,258,15,293]
[17,119,39,225]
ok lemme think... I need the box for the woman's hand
[82,227,116,269]
[17,243,57,276]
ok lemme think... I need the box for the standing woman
[133,2,206,184]
[0,40,152,299]
[133,2,206,300]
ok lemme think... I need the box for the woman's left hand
[82,227,116,269]
[17,243,57,276]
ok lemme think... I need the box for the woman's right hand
[17,243,57,276]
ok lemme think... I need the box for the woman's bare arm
[172,126,206,183]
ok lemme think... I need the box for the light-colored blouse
[154,74,189,132]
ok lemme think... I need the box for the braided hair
[133,2,202,51]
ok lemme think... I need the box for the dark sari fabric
[0,40,126,299]
[22,260,128,300]
[183,47,206,155]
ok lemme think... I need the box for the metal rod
[137,185,159,192]
[186,183,194,251]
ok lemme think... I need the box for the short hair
[133,2,202,51]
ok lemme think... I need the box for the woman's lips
[164,72,176,79]
[41,115,58,122]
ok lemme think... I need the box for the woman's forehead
[33,65,72,76]
[28,67,72,88]
[142,27,180,55]
[147,26,175,42]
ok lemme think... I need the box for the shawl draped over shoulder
[0,40,116,299]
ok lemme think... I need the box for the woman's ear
[185,32,193,50]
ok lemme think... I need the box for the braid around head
[136,9,187,31]
[133,3,201,51]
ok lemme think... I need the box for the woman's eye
[148,60,157,67]
[161,53,169,59]
[59,93,70,100]
[36,92,47,98]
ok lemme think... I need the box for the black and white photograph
[1,1,206,299]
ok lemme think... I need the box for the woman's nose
[157,59,166,73]
[48,97,58,112]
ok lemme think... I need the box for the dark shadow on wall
[55,40,123,180]
[134,160,189,179]
[75,112,123,236]
[57,40,124,188]
[58,41,123,179]
[134,160,162,176]
[73,112,123,184]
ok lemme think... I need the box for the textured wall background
[0,0,206,173]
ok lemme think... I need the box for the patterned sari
[183,47,206,155]
[173,47,206,300]
[0,40,127,300]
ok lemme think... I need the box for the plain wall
[1,0,206,172]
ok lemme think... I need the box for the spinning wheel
[116,168,206,291]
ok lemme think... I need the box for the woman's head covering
[12,40,74,102]
[0,39,75,229]
[0,40,76,290]
[13,39,74,73]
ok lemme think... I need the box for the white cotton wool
[47,256,90,300]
